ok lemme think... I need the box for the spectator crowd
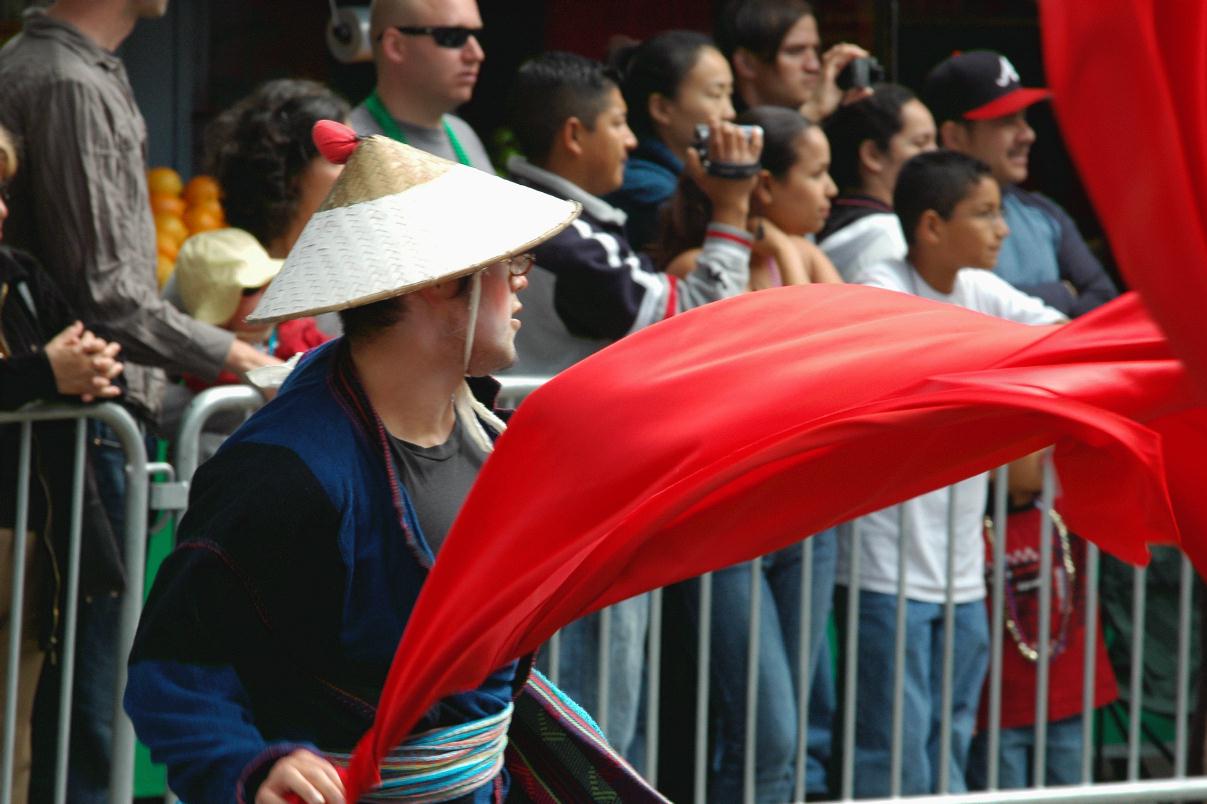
[0,0,1131,802]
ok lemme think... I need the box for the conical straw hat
[248,121,581,324]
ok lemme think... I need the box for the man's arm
[125,546,323,802]
[125,444,345,802]
[537,219,754,340]
[1049,198,1119,316]
[1015,193,1119,317]
[26,79,272,380]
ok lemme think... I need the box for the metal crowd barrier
[148,376,1207,803]
[0,402,148,804]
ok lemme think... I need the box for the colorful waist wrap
[324,703,513,803]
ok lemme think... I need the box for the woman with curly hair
[205,78,351,259]
[161,80,351,440]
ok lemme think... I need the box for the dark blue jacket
[605,137,683,251]
[125,339,516,802]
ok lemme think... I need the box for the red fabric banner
[332,4,1207,794]
[1040,0,1207,395]
[342,286,1205,798]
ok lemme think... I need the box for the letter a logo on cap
[996,56,1020,88]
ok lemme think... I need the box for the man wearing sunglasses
[350,0,495,172]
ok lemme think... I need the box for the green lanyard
[363,89,472,167]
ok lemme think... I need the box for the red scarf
[342,287,1205,798]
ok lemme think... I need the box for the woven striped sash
[324,703,513,803]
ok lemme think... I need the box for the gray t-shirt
[348,103,495,173]
[388,416,488,556]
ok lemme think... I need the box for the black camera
[691,123,763,179]
[691,123,762,160]
[835,56,886,91]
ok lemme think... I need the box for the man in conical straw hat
[124,122,668,803]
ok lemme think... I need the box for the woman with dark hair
[206,78,352,259]
[660,104,841,290]
[161,80,351,444]
[606,30,736,250]
[658,104,840,802]
[818,83,936,280]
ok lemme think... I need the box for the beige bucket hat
[175,228,283,326]
[247,121,581,325]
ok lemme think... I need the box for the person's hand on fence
[256,748,345,804]
[44,321,124,402]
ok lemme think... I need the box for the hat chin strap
[462,272,482,375]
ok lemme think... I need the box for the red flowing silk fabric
[340,285,1207,798]
[1041,0,1207,394]
[331,6,1207,792]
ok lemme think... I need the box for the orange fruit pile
[148,167,226,287]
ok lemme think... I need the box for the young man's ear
[938,119,968,152]
[916,209,946,247]
[857,138,884,177]
[417,278,464,305]
[731,48,760,82]
[558,116,586,158]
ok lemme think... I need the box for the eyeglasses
[383,25,482,48]
[500,253,535,278]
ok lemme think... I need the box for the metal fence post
[694,572,712,804]
[841,521,861,800]
[987,467,1008,791]
[1032,456,1056,786]
[938,486,957,794]
[52,422,87,804]
[1,422,32,804]
[100,403,150,804]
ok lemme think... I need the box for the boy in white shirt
[837,150,1065,797]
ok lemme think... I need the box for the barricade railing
[154,375,1206,803]
[0,401,148,803]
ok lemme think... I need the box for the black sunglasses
[384,26,482,48]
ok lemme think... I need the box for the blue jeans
[30,422,134,803]
[688,528,837,803]
[967,716,1085,789]
[839,589,989,798]
[550,594,649,768]
[805,639,835,796]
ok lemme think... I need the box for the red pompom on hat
[312,119,360,165]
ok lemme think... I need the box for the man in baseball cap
[924,50,1117,317]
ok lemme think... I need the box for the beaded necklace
[984,507,1076,662]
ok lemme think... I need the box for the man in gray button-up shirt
[0,3,278,423]
[0,2,279,800]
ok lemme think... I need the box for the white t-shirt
[818,212,907,283]
[836,258,1066,603]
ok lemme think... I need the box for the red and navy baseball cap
[922,50,1051,123]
